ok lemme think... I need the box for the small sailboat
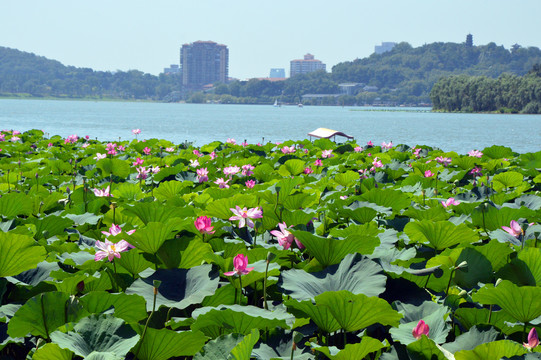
[273,99,280,107]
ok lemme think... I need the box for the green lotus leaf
[116,249,154,276]
[8,260,59,287]
[404,220,478,251]
[313,336,386,359]
[251,335,313,360]
[282,193,312,211]
[123,201,193,225]
[497,247,541,286]
[278,253,386,301]
[50,314,139,359]
[96,158,131,178]
[8,292,87,339]
[453,247,494,289]
[153,180,192,202]
[112,182,144,201]
[201,284,237,307]
[406,335,450,360]
[128,221,181,254]
[286,298,341,333]
[64,212,102,226]
[152,164,183,182]
[336,206,378,223]
[126,265,219,312]
[492,171,523,191]
[442,326,499,354]
[283,159,306,176]
[79,291,147,323]
[281,209,317,227]
[253,163,277,182]
[454,340,527,360]
[452,156,478,170]
[204,194,258,220]
[481,145,514,159]
[24,215,74,240]
[291,229,379,266]
[359,188,411,213]
[315,291,402,332]
[191,305,291,338]
[454,308,520,335]
[0,192,33,218]
[194,329,258,360]
[474,239,514,272]
[33,342,74,360]
[334,170,360,187]
[133,327,208,360]
[472,280,541,323]
[402,207,449,221]
[0,232,47,278]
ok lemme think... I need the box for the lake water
[1,99,540,154]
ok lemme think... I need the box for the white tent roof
[307,127,354,140]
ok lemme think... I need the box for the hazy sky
[2,1,540,80]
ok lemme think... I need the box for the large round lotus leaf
[492,171,523,191]
[0,192,33,218]
[123,202,193,225]
[389,301,451,345]
[315,291,402,332]
[497,247,541,286]
[278,253,386,301]
[126,265,219,312]
[50,314,139,359]
[313,336,386,360]
[441,326,499,354]
[79,291,148,323]
[359,188,411,213]
[96,158,130,178]
[285,299,341,333]
[473,280,541,323]
[252,335,313,360]
[8,292,86,339]
[290,230,380,266]
[191,305,292,338]
[454,340,527,360]
[32,343,74,360]
[0,232,46,278]
[404,220,478,251]
[194,328,258,360]
[406,336,450,360]
[127,221,181,254]
[133,327,208,360]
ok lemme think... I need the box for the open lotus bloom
[94,239,132,262]
[412,320,429,339]
[502,220,523,238]
[224,254,254,276]
[441,198,460,208]
[524,327,539,350]
[229,206,263,228]
[93,185,111,197]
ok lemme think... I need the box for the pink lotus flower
[0,134,5,141]
[226,138,236,145]
[412,320,429,339]
[94,239,131,262]
[424,170,434,178]
[143,147,151,155]
[321,149,334,158]
[502,220,523,238]
[470,167,482,176]
[281,146,296,154]
[214,177,230,188]
[132,129,141,135]
[224,254,254,276]
[340,195,348,200]
[270,222,303,250]
[413,148,421,157]
[210,151,217,160]
[241,164,255,176]
[441,198,460,208]
[48,142,53,147]
[367,141,373,147]
[372,157,383,168]
[354,146,363,152]
[245,180,256,188]
[197,168,209,183]
[223,165,241,177]
[468,150,483,158]
[133,157,144,166]
[241,141,249,147]
[435,156,452,166]
[194,216,215,235]
[93,186,111,197]
[105,143,117,154]
[314,159,323,167]
[64,134,78,144]
[11,136,20,142]
[94,153,107,161]
[524,327,539,350]
[117,145,125,151]
[229,206,263,228]
[193,149,201,157]
[101,223,136,238]
[304,167,313,174]
[136,166,150,180]
[165,147,175,152]
[12,130,21,135]
[381,141,393,149]
[151,166,160,174]
[189,159,200,168]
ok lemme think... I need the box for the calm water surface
[0,99,540,153]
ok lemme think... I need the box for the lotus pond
[0,130,540,359]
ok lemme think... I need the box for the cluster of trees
[0,47,179,100]
[2,41,541,106]
[430,66,541,113]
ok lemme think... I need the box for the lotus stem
[424,273,431,289]
[445,268,455,297]
[238,275,243,305]
[134,283,159,360]
[40,294,50,341]
[487,304,493,323]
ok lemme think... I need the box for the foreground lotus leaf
[0,232,47,278]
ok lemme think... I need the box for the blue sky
[1,0,540,79]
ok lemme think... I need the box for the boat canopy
[307,128,354,141]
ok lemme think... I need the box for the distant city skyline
[1,0,541,80]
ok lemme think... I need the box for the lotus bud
[266,252,276,263]
[458,289,467,297]
[455,261,468,270]
[495,278,502,287]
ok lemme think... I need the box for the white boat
[273,99,280,107]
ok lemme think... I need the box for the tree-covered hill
[0,46,179,99]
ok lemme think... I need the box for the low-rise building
[290,54,326,77]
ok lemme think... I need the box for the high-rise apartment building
[374,42,396,54]
[180,41,229,90]
[270,68,286,78]
[290,54,326,77]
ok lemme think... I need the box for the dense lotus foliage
[0,129,540,359]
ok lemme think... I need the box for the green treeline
[430,65,541,113]
[1,41,541,105]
